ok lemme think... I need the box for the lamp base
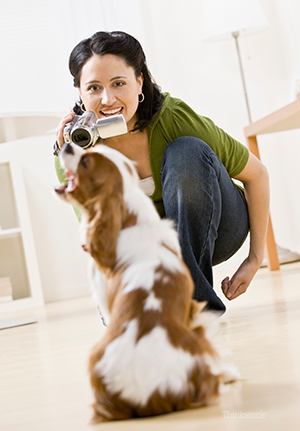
[261,245,300,268]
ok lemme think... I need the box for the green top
[55,93,249,218]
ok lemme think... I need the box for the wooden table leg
[266,214,280,270]
[246,135,262,159]
[246,136,280,270]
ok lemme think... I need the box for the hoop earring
[139,93,145,103]
[81,103,86,112]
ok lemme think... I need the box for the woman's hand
[221,151,269,301]
[55,110,74,149]
[221,256,261,300]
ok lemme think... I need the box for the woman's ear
[137,73,144,93]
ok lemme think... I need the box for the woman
[55,31,269,314]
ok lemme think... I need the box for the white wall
[0,0,145,114]
[0,0,299,302]
[140,0,300,254]
[0,0,146,303]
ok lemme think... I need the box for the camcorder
[63,110,127,149]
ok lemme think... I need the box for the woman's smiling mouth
[100,107,123,116]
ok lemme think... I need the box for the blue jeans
[161,137,249,313]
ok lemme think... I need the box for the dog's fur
[55,143,237,423]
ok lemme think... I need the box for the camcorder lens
[71,128,91,148]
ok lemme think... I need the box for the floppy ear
[86,192,127,272]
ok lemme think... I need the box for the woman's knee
[162,136,213,170]
[161,137,223,220]
[161,136,217,189]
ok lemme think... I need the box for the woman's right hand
[55,110,74,149]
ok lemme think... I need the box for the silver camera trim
[63,112,127,149]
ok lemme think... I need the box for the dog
[55,142,237,423]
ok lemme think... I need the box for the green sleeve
[170,99,249,178]
[54,155,68,185]
[54,156,81,222]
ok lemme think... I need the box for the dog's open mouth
[65,170,77,192]
[55,170,78,194]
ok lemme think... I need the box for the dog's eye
[81,156,88,168]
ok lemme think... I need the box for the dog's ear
[86,192,127,271]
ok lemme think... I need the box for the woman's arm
[221,152,270,300]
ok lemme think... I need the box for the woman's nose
[101,88,115,106]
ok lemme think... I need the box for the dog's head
[55,143,141,270]
[55,143,139,210]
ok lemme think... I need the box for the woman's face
[79,54,143,130]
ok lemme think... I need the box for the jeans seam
[198,183,215,269]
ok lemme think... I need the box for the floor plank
[1,262,300,430]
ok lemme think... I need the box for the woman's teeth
[101,108,123,116]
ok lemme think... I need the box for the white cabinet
[0,158,44,313]
[0,113,89,309]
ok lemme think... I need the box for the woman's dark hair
[69,31,165,132]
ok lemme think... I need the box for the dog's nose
[62,143,74,155]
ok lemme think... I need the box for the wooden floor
[1,261,300,431]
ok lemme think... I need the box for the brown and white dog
[55,142,237,423]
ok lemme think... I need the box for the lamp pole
[232,31,252,123]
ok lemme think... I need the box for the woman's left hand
[221,256,261,300]
[221,152,269,301]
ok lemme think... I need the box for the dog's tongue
[65,170,77,192]
[54,184,67,194]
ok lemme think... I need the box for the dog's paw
[221,363,240,385]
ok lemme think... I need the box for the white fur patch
[143,291,162,312]
[118,222,184,294]
[95,319,200,406]
[154,272,170,284]
[59,143,85,173]
[88,257,110,326]
[190,310,239,385]
[122,262,157,294]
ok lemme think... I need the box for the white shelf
[0,297,35,314]
[0,227,21,239]
[0,316,38,330]
[0,159,44,313]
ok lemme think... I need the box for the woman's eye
[88,85,100,92]
[114,81,125,87]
